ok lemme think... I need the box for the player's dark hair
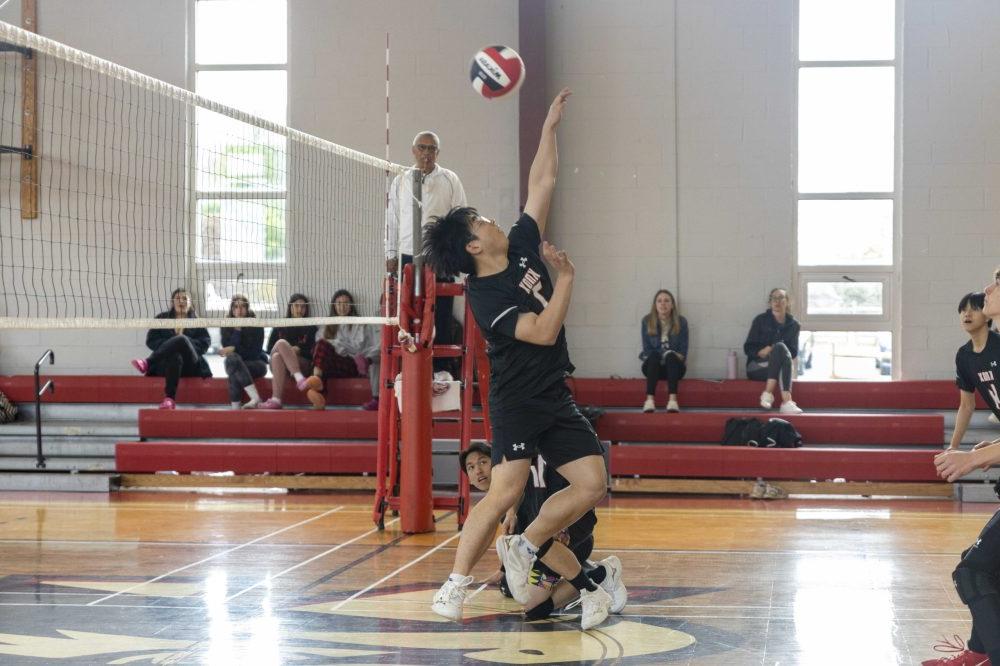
[422,206,478,277]
[959,291,992,328]
[458,441,492,476]
[959,292,986,313]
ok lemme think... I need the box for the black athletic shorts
[490,381,604,470]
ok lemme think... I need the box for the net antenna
[0,20,404,330]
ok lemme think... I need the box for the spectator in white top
[385,131,467,274]
[385,131,467,368]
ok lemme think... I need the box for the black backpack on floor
[722,417,802,448]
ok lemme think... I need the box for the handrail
[33,349,54,469]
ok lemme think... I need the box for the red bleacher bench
[610,444,941,482]
[137,409,488,440]
[596,412,943,446]
[115,440,377,474]
[568,378,983,410]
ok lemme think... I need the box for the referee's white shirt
[385,164,467,258]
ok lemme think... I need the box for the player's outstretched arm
[948,390,977,449]
[523,88,571,235]
[514,241,575,346]
[935,442,1000,482]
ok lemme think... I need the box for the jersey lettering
[978,370,995,383]
[517,268,549,308]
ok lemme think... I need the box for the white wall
[900,0,1000,378]
[0,0,998,380]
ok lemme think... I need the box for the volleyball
[469,45,525,99]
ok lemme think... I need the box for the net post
[399,265,435,534]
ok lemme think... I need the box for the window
[795,0,898,379]
[191,0,288,314]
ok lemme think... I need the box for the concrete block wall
[901,0,1000,379]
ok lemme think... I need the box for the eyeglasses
[414,144,439,153]
[770,295,788,302]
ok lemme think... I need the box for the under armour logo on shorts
[513,443,526,451]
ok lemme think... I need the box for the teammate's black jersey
[515,456,597,554]
[467,213,574,412]
[955,329,1000,419]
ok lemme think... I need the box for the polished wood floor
[0,490,993,665]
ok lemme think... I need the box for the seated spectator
[130,287,211,410]
[256,293,317,410]
[306,289,381,411]
[743,288,803,414]
[219,294,267,409]
[639,289,688,413]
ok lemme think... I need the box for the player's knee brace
[952,566,1000,605]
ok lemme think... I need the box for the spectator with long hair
[219,293,267,409]
[130,287,211,410]
[305,289,381,410]
[256,293,317,410]
[743,287,803,414]
[639,289,688,413]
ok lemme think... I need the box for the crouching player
[460,442,627,626]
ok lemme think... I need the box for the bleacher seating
[0,375,958,493]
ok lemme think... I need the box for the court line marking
[327,531,461,612]
[86,505,345,606]
[224,518,400,602]
[0,602,973,623]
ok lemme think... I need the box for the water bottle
[726,350,738,380]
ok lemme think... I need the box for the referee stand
[372,263,492,533]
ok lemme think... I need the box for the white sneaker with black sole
[431,575,473,621]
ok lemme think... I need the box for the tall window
[192,0,288,314]
[795,0,898,379]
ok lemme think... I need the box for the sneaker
[431,575,473,622]
[158,397,176,410]
[749,479,767,499]
[578,585,612,630]
[362,397,379,411]
[666,398,679,413]
[596,555,628,613]
[759,391,774,409]
[258,398,282,410]
[642,397,655,413]
[762,483,788,499]
[130,358,149,375]
[241,399,260,410]
[779,400,803,415]
[989,413,999,425]
[496,535,535,605]
[921,635,991,665]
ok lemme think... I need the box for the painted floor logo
[0,582,732,664]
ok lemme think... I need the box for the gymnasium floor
[0,490,990,665]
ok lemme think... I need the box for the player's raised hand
[544,88,572,129]
[542,241,574,278]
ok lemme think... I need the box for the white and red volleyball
[469,45,525,99]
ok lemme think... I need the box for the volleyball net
[0,20,406,329]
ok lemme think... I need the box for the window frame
[187,0,289,318]
[792,0,902,379]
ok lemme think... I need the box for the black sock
[535,538,554,559]
[525,597,555,621]
[587,564,607,585]
[569,570,597,592]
